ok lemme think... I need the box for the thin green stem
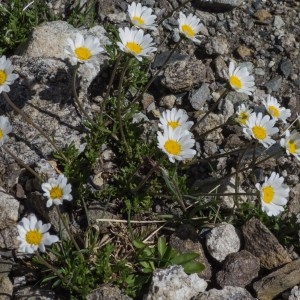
[55,206,81,252]
[35,251,81,293]
[2,92,68,162]
[116,56,131,154]
[2,145,43,181]
[72,63,94,124]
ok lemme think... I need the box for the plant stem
[2,145,43,181]
[116,56,131,154]
[2,92,68,162]
[72,63,94,124]
[35,251,81,293]
[55,206,81,252]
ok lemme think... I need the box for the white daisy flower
[158,108,193,131]
[178,12,202,43]
[117,27,157,61]
[235,104,253,126]
[243,112,278,148]
[255,172,289,217]
[41,174,73,208]
[280,130,300,161]
[0,55,19,94]
[157,127,196,163]
[17,214,59,254]
[225,61,255,96]
[65,33,104,65]
[0,116,12,146]
[262,95,291,123]
[128,2,157,30]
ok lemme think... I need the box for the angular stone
[205,36,229,55]
[0,225,19,250]
[216,250,260,288]
[144,265,207,300]
[265,76,282,92]
[86,283,132,300]
[13,286,55,300]
[161,59,208,93]
[0,189,19,230]
[236,45,252,58]
[253,9,272,22]
[280,59,292,77]
[169,224,212,280]
[205,223,241,262]
[242,217,292,270]
[194,286,256,300]
[253,259,300,300]
[189,83,211,110]
[196,0,244,11]
[0,276,13,299]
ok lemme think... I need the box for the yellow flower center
[0,70,7,85]
[287,140,296,154]
[25,230,42,245]
[167,121,180,129]
[181,24,195,38]
[238,112,249,125]
[164,139,181,155]
[229,75,242,89]
[125,42,142,55]
[261,186,275,204]
[252,126,267,140]
[74,47,92,61]
[132,16,145,26]
[50,186,63,199]
[268,105,280,118]
[0,129,3,140]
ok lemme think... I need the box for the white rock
[144,265,207,300]
[205,223,241,262]
[0,189,19,230]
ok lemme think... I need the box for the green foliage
[0,0,54,55]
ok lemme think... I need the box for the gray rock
[189,84,211,110]
[0,276,13,299]
[213,56,228,80]
[194,113,225,143]
[194,286,256,300]
[205,223,241,262]
[169,224,212,280]
[203,141,218,156]
[265,76,282,92]
[143,265,207,300]
[289,286,300,300]
[0,225,19,250]
[152,51,189,69]
[159,95,176,109]
[242,217,292,270]
[280,59,293,77]
[225,91,249,105]
[161,59,208,93]
[205,36,229,55]
[216,250,260,288]
[274,15,285,29]
[218,99,234,122]
[0,189,19,230]
[253,259,300,300]
[13,286,55,300]
[196,0,244,11]
[86,284,132,300]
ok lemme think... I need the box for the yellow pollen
[229,75,242,89]
[132,16,145,26]
[74,47,92,60]
[252,126,267,140]
[181,24,195,38]
[262,186,275,204]
[0,70,7,85]
[25,230,42,245]
[287,140,296,154]
[50,186,63,199]
[164,139,181,155]
[238,112,249,125]
[125,42,142,55]
[268,105,280,118]
[168,121,180,129]
[0,129,3,140]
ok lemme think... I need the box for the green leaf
[171,252,199,265]
[157,236,167,258]
[182,261,205,274]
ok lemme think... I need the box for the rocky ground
[0,0,300,299]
